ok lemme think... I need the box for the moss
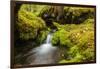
[68,24,94,62]
[20,4,48,16]
[59,59,68,63]
[17,9,46,40]
[64,7,95,24]
[59,53,83,63]
[83,18,94,24]
[52,29,73,47]
[15,4,95,64]
[37,30,49,44]
[82,48,94,61]
[52,22,94,63]
[69,45,79,57]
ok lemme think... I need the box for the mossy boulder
[37,30,49,44]
[52,22,95,63]
[64,7,95,24]
[17,9,46,40]
[52,29,73,47]
[20,4,48,16]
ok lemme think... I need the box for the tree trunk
[52,6,64,23]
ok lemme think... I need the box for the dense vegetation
[52,21,94,63]
[15,4,95,64]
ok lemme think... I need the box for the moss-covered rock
[37,30,49,44]
[64,7,95,24]
[52,29,73,47]
[52,22,94,63]
[17,9,46,40]
[20,4,48,16]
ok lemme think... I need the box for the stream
[15,33,60,66]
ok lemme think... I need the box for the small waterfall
[46,34,51,44]
[25,33,58,65]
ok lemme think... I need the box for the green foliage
[64,7,94,17]
[83,18,94,24]
[52,22,94,63]
[20,4,47,16]
[53,22,67,30]
[37,30,49,44]
[82,48,94,61]
[39,6,51,16]
[64,7,95,24]
[17,8,46,40]
[69,45,79,58]
[52,29,73,47]
[59,59,68,63]
[68,25,94,62]
[59,53,83,63]
[15,4,95,64]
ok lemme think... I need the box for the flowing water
[26,33,58,65]
[15,33,59,65]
